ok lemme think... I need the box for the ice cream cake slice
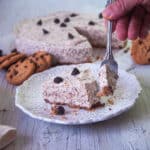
[42,68,100,109]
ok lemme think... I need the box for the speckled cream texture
[42,69,100,109]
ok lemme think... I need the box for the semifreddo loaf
[15,11,125,64]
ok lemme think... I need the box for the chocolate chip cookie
[6,58,36,85]
[36,51,52,68]
[0,53,26,69]
[29,52,48,73]
[131,34,150,64]
[0,52,18,64]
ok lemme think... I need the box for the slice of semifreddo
[42,68,100,109]
[97,64,119,97]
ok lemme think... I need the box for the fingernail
[102,10,113,19]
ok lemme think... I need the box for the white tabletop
[0,0,150,150]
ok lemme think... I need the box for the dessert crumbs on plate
[108,99,114,105]
[61,116,68,120]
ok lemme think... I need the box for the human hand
[102,0,150,41]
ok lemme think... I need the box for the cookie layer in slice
[97,64,118,97]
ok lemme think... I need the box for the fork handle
[105,0,114,60]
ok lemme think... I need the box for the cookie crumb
[51,105,65,115]
[108,99,114,105]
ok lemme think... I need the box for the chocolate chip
[148,58,150,62]
[15,64,19,67]
[42,29,49,34]
[99,13,103,19]
[68,33,74,39]
[139,40,143,45]
[11,49,17,53]
[14,70,18,75]
[20,58,26,63]
[10,75,13,79]
[40,55,44,59]
[64,17,70,23]
[7,69,11,73]
[54,77,63,83]
[36,58,39,61]
[51,105,65,115]
[60,23,67,27]
[0,49,3,56]
[88,21,96,26]
[37,19,42,26]
[54,18,60,24]
[71,68,80,76]
[24,65,27,68]
[29,60,34,63]
[70,13,78,17]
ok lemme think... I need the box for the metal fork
[101,0,118,74]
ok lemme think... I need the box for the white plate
[15,63,142,125]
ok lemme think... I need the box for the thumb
[102,0,141,20]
